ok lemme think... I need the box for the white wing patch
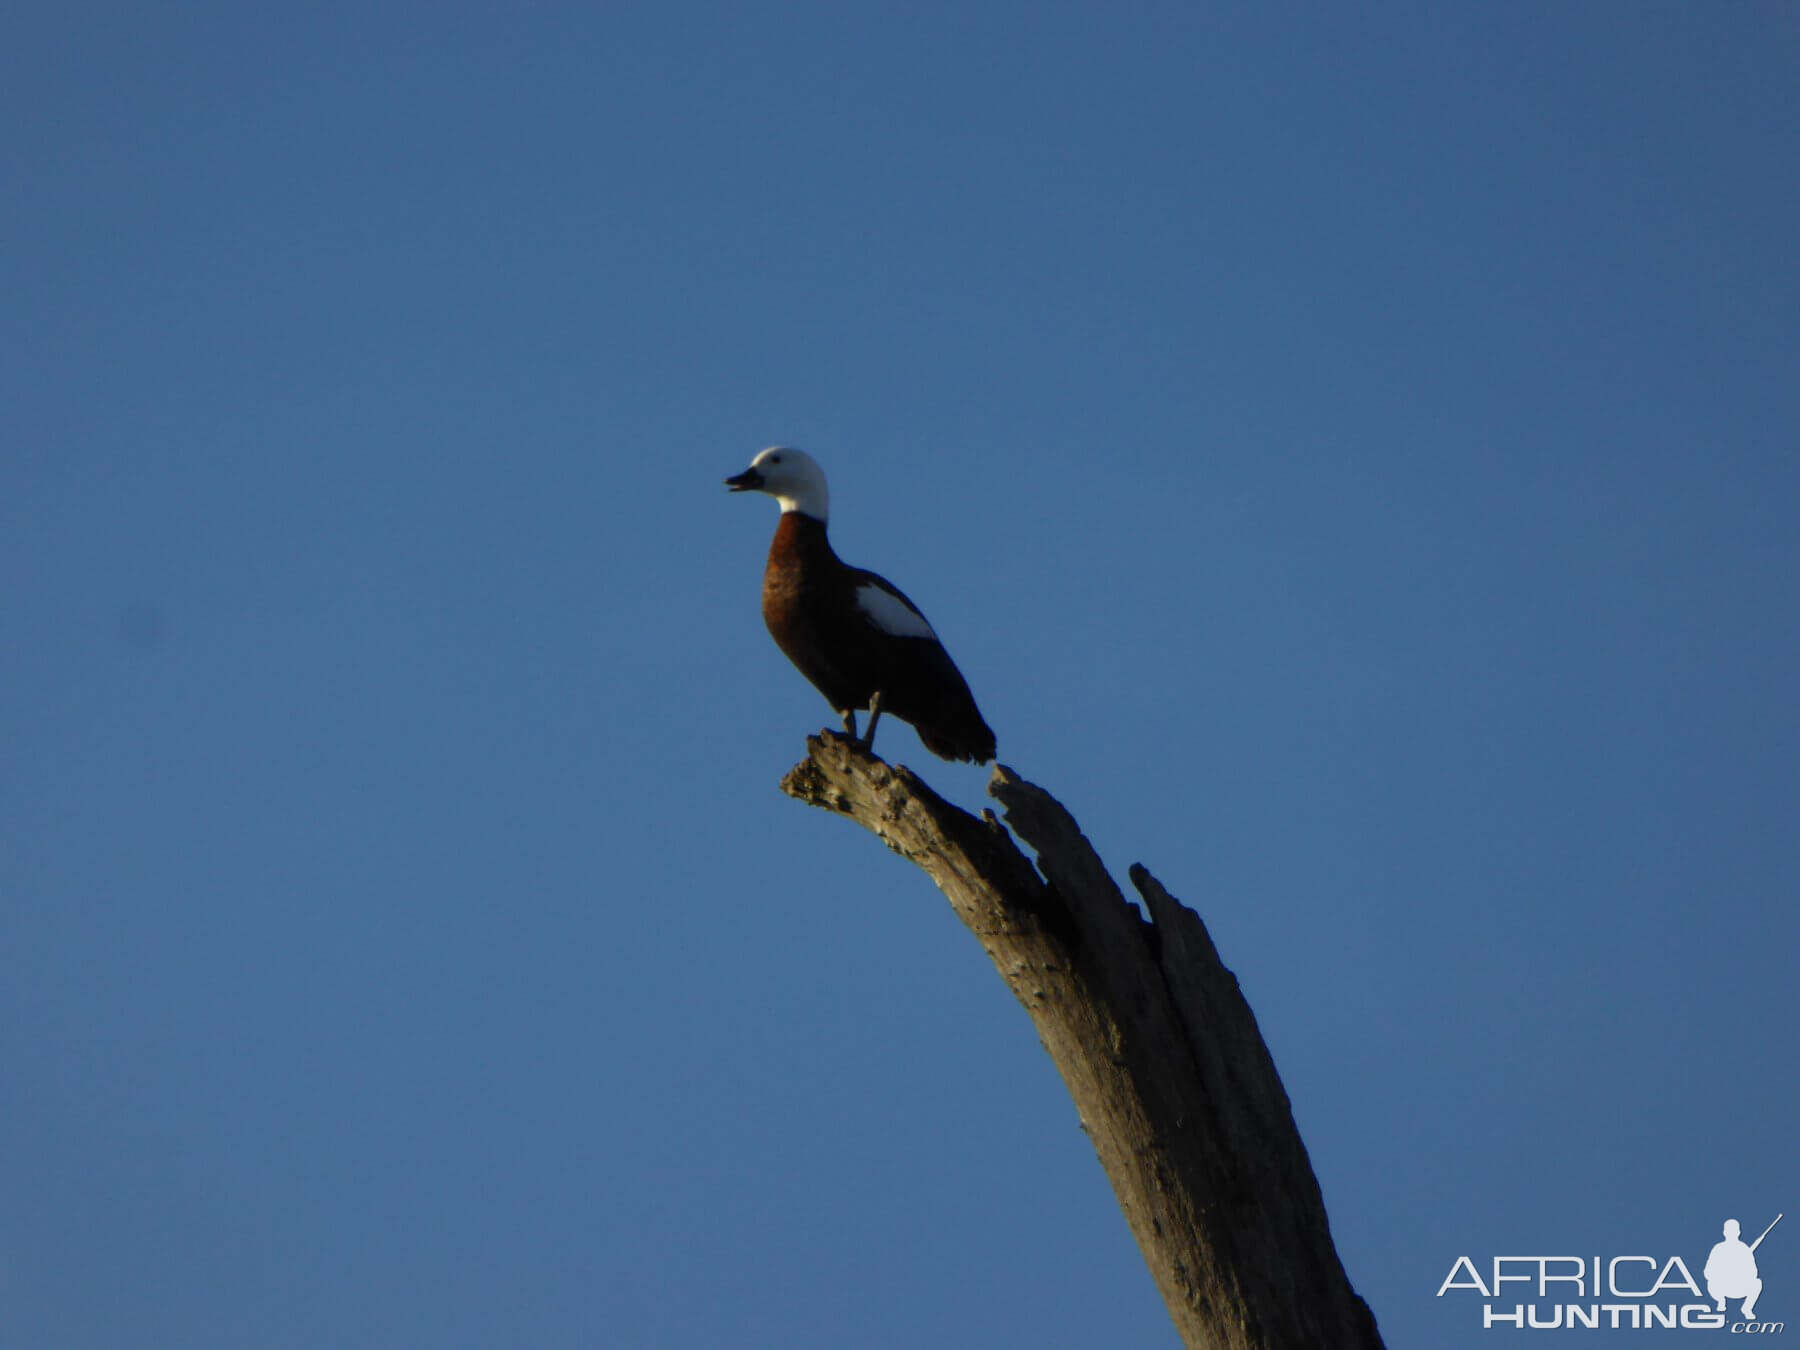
[855,581,938,640]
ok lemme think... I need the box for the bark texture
[780,732,1384,1350]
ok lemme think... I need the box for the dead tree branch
[779,732,1384,1350]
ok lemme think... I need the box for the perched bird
[725,447,997,763]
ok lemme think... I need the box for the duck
[725,447,997,763]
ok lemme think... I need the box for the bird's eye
[768,454,782,464]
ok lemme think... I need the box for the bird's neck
[773,481,828,520]
[768,510,837,570]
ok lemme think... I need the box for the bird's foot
[860,691,884,750]
[840,709,859,740]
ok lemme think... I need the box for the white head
[724,446,829,521]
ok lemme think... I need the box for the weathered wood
[779,732,1384,1350]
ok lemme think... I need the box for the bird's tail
[918,717,997,764]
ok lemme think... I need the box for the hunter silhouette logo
[1707,1214,1780,1323]
[1436,1212,1784,1331]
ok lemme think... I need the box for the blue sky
[4,3,1796,1345]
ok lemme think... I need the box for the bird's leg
[840,708,858,740]
[861,690,884,750]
